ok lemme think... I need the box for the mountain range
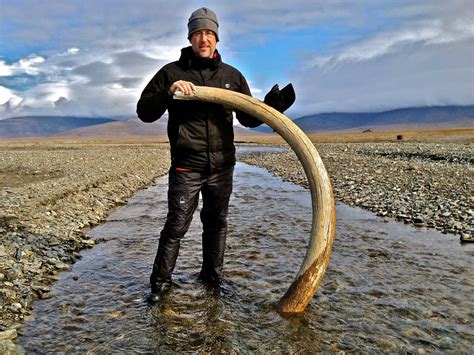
[0,116,115,138]
[1,105,473,139]
[287,105,474,133]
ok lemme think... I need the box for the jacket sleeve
[136,68,171,123]
[235,73,263,128]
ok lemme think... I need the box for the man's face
[189,29,217,58]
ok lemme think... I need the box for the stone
[439,337,454,349]
[0,329,17,340]
[0,339,19,354]
[0,289,16,302]
[452,222,463,230]
[413,216,424,224]
[38,292,53,300]
[49,237,60,246]
[82,239,95,247]
[460,233,474,242]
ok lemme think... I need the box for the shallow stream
[18,155,473,352]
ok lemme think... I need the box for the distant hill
[255,105,474,133]
[56,117,169,139]
[0,116,116,138]
[4,105,471,140]
[56,117,273,141]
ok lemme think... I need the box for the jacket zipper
[199,69,212,173]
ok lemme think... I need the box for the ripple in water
[18,162,473,353]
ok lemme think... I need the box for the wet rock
[37,291,53,300]
[460,233,474,242]
[366,249,390,258]
[107,311,125,318]
[438,336,454,349]
[14,249,22,262]
[30,284,51,293]
[413,216,424,224]
[81,239,95,248]
[423,310,434,318]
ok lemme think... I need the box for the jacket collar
[178,46,222,70]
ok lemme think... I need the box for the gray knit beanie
[188,7,219,40]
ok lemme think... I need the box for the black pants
[150,166,234,285]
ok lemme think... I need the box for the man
[137,7,294,302]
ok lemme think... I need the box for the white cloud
[286,1,474,114]
[248,82,262,96]
[309,18,474,67]
[0,55,45,77]
[19,55,45,74]
[0,86,23,114]
[67,47,80,55]
[0,86,21,105]
[294,38,474,114]
[20,82,70,109]
[0,61,14,77]
[0,44,174,117]
[56,47,81,57]
[0,1,473,118]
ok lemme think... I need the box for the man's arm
[136,69,171,123]
[137,69,197,123]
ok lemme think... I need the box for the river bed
[18,162,473,353]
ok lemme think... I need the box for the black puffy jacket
[137,46,262,173]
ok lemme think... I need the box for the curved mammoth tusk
[174,87,336,314]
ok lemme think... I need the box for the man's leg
[199,166,234,282]
[150,169,202,293]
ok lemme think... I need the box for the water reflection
[18,162,473,353]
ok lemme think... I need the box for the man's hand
[168,80,196,96]
[263,83,296,113]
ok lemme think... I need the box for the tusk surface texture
[174,86,336,314]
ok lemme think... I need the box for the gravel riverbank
[0,142,170,352]
[0,141,472,352]
[240,142,473,238]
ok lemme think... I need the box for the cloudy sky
[0,0,473,119]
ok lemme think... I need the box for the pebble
[438,337,454,349]
[0,329,17,340]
